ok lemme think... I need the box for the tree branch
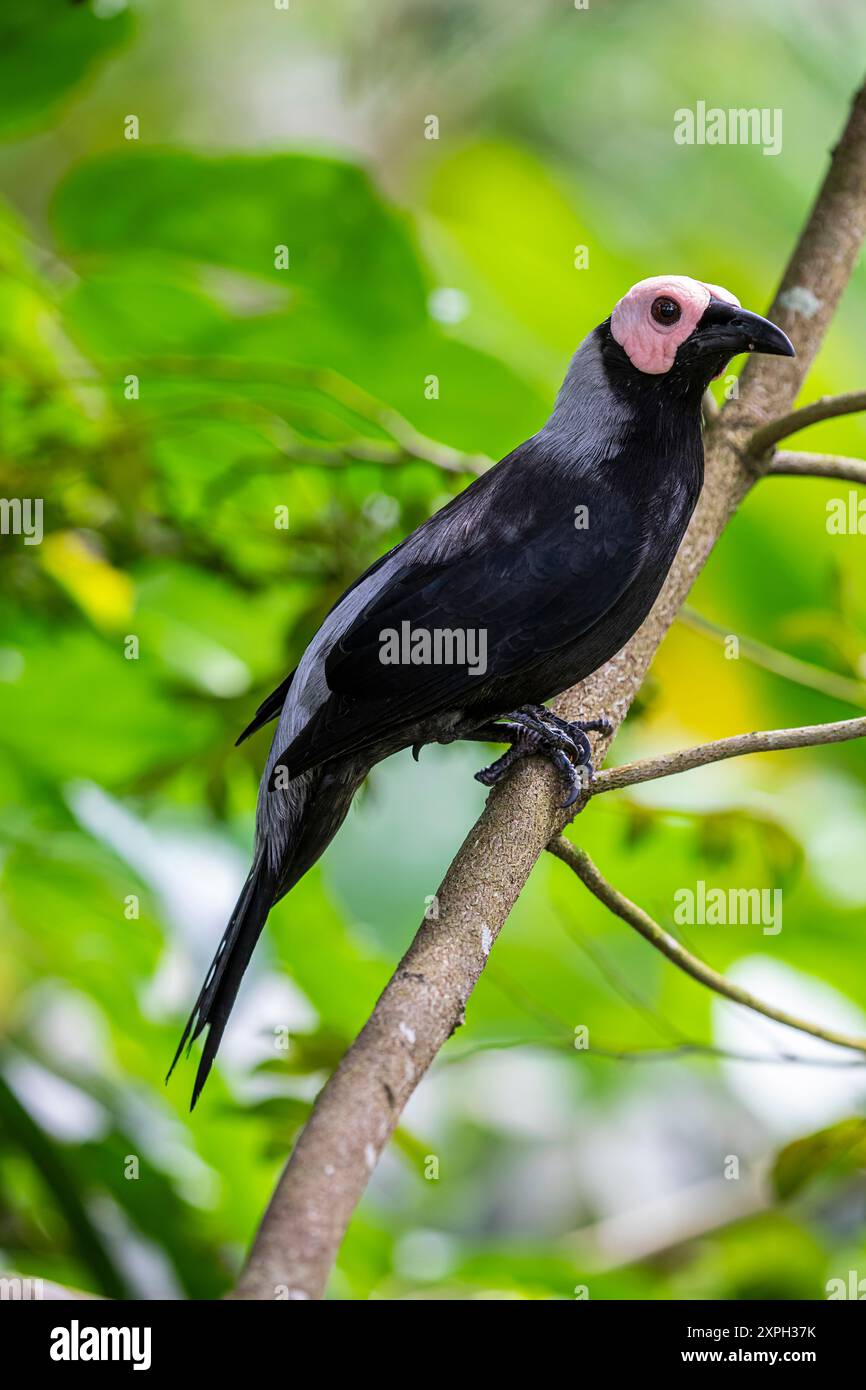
[590,716,866,798]
[548,839,866,1056]
[232,78,866,1301]
[766,449,866,485]
[747,390,866,458]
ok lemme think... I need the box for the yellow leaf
[40,531,134,632]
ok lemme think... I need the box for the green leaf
[773,1117,866,1201]
[0,621,219,786]
[0,1,132,140]
[52,151,429,331]
[254,1028,348,1078]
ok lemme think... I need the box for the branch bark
[591,716,866,796]
[748,390,866,458]
[767,449,866,485]
[232,78,866,1301]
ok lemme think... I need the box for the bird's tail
[167,850,277,1109]
[168,758,362,1108]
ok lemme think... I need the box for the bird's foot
[525,705,614,747]
[473,706,611,809]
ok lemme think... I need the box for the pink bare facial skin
[610,275,740,375]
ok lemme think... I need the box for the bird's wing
[274,449,649,776]
[235,671,295,745]
[234,531,405,745]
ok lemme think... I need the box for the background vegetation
[1,0,865,1299]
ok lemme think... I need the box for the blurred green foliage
[0,0,865,1300]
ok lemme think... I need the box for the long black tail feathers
[167,853,276,1110]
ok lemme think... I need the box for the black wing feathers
[276,447,647,776]
[235,671,296,745]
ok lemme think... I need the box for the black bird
[170,275,794,1106]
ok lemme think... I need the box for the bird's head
[604,274,794,395]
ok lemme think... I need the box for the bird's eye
[651,296,682,325]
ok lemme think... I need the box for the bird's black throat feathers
[544,323,705,571]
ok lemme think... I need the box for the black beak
[696,297,795,358]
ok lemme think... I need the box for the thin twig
[591,716,866,797]
[557,909,694,1046]
[549,839,866,1056]
[583,1043,866,1068]
[126,354,492,476]
[441,1033,866,1067]
[487,939,846,1069]
[766,449,866,485]
[146,398,478,476]
[679,607,866,708]
[748,390,866,458]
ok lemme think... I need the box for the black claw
[471,704,606,808]
[412,743,422,762]
[509,710,579,759]
[548,748,581,807]
[563,762,593,809]
[569,728,592,765]
[535,708,613,742]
